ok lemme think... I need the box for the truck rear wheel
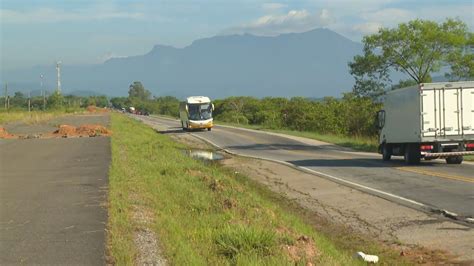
[404,144,421,164]
[382,144,392,161]
[446,156,463,164]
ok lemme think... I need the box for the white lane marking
[146,116,474,221]
[189,131,429,208]
[139,115,474,223]
[150,115,474,166]
[298,167,426,206]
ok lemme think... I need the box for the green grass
[108,113,377,265]
[0,109,83,125]
[465,156,474,161]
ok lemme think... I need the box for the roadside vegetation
[112,85,382,152]
[0,90,108,124]
[109,19,472,155]
[0,90,108,112]
[0,109,84,125]
[108,113,414,265]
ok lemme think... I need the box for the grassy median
[108,113,378,265]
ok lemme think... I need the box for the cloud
[360,8,414,25]
[222,9,333,36]
[349,5,473,37]
[352,22,382,35]
[98,52,128,63]
[261,3,287,13]
[0,7,145,24]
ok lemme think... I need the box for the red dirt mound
[0,127,16,139]
[76,124,111,136]
[87,105,108,113]
[54,124,111,137]
[55,125,77,136]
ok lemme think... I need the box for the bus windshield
[188,103,212,121]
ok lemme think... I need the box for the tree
[349,18,473,97]
[213,97,252,125]
[154,96,179,116]
[86,95,109,107]
[391,79,418,90]
[11,92,26,108]
[445,32,474,81]
[128,81,151,101]
[48,91,64,109]
[110,97,130,109]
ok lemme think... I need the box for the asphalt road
[137,115,474,220]
[0,116,110,264]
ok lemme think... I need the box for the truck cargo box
[381,81,474,143]
[378,81,474,164]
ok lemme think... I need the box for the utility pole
[56,61,61,93]
[40,74,46,110]
[43,91,46,110]
[28,91,31,112]
[3,83,7,110]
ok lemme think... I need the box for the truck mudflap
[423,151,474,158]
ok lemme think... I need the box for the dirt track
[0,114,110,264]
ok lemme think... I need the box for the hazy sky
[1,0,473,70]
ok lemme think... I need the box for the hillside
[1,28,362,98]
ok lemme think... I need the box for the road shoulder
[159,121,474,263]
[221,156,473,262]
[0,114,111,264]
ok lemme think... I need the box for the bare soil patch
[131,203,167,266]
[0,127,15,139]
[0,124,111,139]
[87,105,109,113]
[54,124,112,137]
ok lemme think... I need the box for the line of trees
[110,81,181,116]
[109,18,472,138]
[214,94,381,136]
[0,91,109,111]
[111,82,381,137]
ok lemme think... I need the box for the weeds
[107,113,361,265]
[216,225,276,259]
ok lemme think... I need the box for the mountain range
[1,28,364,98]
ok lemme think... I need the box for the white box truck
[377,81,474,164]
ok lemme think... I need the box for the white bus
[179,96,215,131]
